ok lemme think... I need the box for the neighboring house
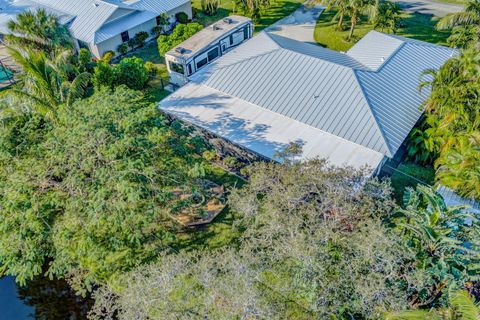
[160,30,456,171]
[165,16,253,86]
[0,0,192,58]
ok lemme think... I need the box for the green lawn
[191,0,304,32]
[429,0,465,5]
[390,163,436,204]
[314,11,451,51]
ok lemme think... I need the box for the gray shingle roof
[191,31,456,157]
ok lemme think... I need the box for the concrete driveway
[265,4,324,45]
[394,0,463,17]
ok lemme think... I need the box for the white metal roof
[160,30,455,168]
[161,83,386,169]
[0,0,190,43]
[189,31,455,156]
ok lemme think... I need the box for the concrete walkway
[265,4,324,45]
[394,0,463,17]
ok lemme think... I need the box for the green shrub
[92,61,116,90]
[77,48,93,72]
[117,43,128,55]
[175,12,189,24]
[101,50,114,63]
[144,61,159,77]
[133,31,149,47]
[158,23,203,56]
[116,57,149,90]
[151,26,164,37]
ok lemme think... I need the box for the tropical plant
[437,0,480,48]
[435,133,480,200]
[346,0,377,40]
[405,123,437,165]
[4,47,90,120]
[323,0,351,30]
[373,0,402,33]
[201,0,220,16]
[447,25,480,49]
[437,0,480,30]
[386,290,480,320]
[419,49,480,199]
[391,185,480,307]
[5,9,72,54]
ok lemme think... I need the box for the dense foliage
[0,87,207,291]
[157,23,204,55]
[418,49,480,200]
[92,57,149,91]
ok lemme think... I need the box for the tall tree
[0,87,205,292]
[6,9,72,54]
[346,0,377,41]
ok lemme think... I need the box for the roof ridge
[267,32,370,70]
[351,69,393,156]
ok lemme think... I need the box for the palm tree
[386,290,480,320]
[4,47,90,120]
[323,0,351,30]
[373,0,402,33]
[437,0,480,30]
[6,9,72,54]
[346,0,377,41]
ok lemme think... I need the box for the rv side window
[196,57,208,69]
[207,47,219,62]
[244,25,249,39]
[187,64,192,75]
[169,61,184,74]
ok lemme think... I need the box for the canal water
[0,276,92,320]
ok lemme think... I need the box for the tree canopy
[0,87,207,291]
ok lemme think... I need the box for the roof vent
[175,47,186,54]
[212,24,221,31]
[381,57,385,62]
[93,3,99,7]
[223,17,232,24]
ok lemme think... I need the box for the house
[0,0,192,58]
[165,15,253,87]
[160,30,456,171]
